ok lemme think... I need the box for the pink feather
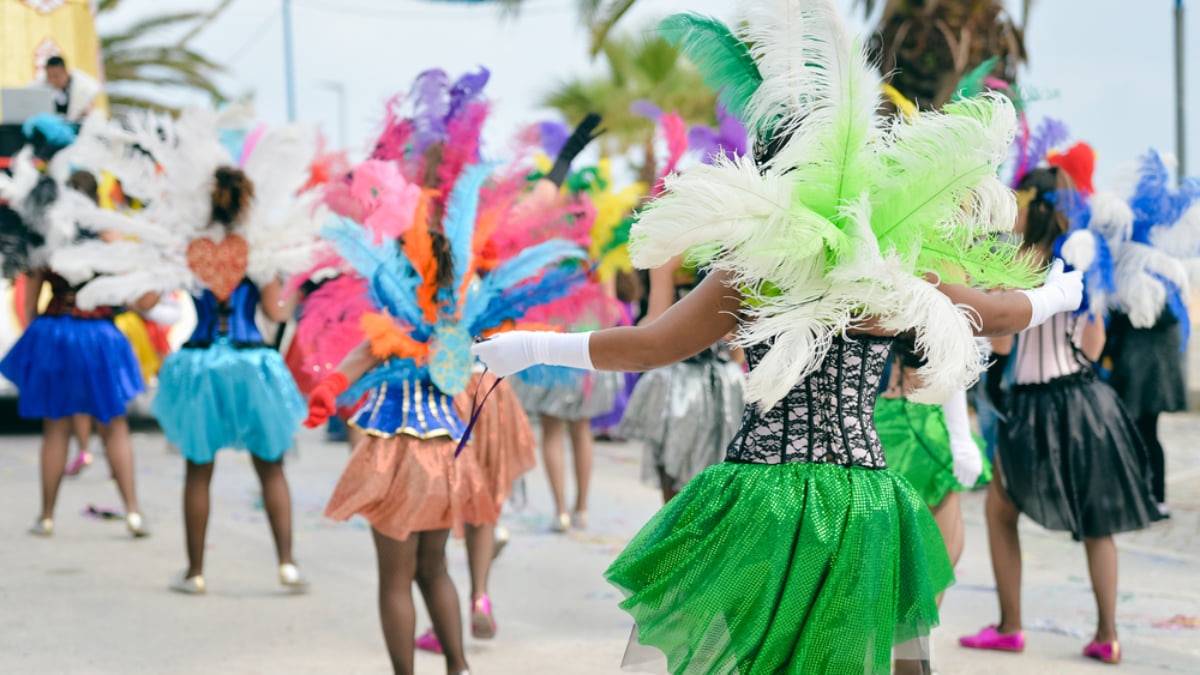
[323,179,364,221]
[524,281,625,332]
[282,248,347,299]
[239,124,267,167]
[371,94,412,163]
[437,101,490,195]
[296,275,373,376]
[653,112,689,197]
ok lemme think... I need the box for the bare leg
[371,528,419,675]
[97,416,140,514]
[567,418,594,515]
[986,468,1023,634]
[183,460,215,578]
[893,658,931,675]
[251,456,295,566]
[71,414,93,453]
[415,529,470,674]
[464,522,494,599]
[38,418,72,520]
[1083,536,1119,644]
[657,466,680,504]
[931,491,965,607]
[540,415,568,517]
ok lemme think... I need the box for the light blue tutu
[0,315,144,423]
[153,338,305,464]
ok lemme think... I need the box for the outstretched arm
[474,269,743,375]
[935,259,1083,337]
[304,340,381,428]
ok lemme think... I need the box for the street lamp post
[1176,0,1187,183]
[283,0,297,123]
[319,81,348,149]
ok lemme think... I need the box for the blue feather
[515,365,585,389]
[21,113,76,147]
[442,161,494,295]
[342,357,424,403]
[468,266,587,335]
[1153,272,1192,347]
[459,239,585,328]
[323,217,394,283]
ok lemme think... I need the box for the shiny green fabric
[606,461,953,675]
[874,397,992,508]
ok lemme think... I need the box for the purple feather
[688,126,721,164]
[1015,117,1070,186]
[630,99,663,122]
[447,67,490,121]
[410,69,450,153]
[538,121,570,158]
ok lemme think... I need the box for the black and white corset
[725,334,892,468]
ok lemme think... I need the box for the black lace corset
[725,334,893,468]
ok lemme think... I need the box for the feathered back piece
[634,0,1040,409]
[319,70,588,398]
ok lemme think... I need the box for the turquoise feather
[659,13,763,123]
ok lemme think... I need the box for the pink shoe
[959,625,1025,652]
[471,594,496,639]
[414,628,443,654]
[65,451,93,477]
[1084,640,1121,664]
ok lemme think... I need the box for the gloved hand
[305,372,350,429]
[470,331,594,378]
[943,389,984,488]
[547,113,603,188]
[1018,259,1083,329]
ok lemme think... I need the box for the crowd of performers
[1,1,1195,673]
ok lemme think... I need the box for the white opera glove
[470,331,594,378]
[1018,259,1083,329]
[943,389,983,488]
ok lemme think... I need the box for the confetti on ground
[1153,615,1200,630]
[1028,619,1088,638]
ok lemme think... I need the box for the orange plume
[404,190,441,324]
[361,313,430,363]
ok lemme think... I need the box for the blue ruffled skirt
[153,339,305,464]
[0,316,144,423]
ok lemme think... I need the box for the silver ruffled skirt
[510,369,621,421]
[618,359,745,492]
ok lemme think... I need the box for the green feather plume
[658,13,763,122]
[954,56,1000,101]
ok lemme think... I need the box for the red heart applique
[187,234,249,302]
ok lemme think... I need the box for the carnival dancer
[303,67,588,675]
[617,104,746,503]
[1101,150,1200,516]
[960,164,1165,664]
[472,3,1084,672]
[53,111,325,593]
[0,152,151,538]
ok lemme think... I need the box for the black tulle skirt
[1105,313,1187,418]
[999,371,1163,540]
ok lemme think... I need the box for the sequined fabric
[874,397,991,508]
[605,334,952,674]
[607,462,952,674]
[325,433,500,540]
[510,370,621,421]
[453,371,536,511]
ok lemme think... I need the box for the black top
[725,334,893,468]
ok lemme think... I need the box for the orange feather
[404,190,441,324]
[361,313,430,362]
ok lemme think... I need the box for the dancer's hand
[305,372,349,428]
[1019,259,1083,328]
[471,331,593,378]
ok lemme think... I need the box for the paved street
[0,415,1197,674]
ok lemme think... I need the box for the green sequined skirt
[606,461,953,675]
[874,397,991,508]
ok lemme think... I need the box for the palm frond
[100,12,206,50]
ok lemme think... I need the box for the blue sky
[99,0,1200,187]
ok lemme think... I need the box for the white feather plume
[1149,203,1200,259]
[1088,191,1134,250]
[1060,229,1097,273]
[1112,242,1190,328]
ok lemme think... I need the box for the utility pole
[283,0,297,122]
[1176,0,1187,184]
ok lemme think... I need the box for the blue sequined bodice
[185,280,265,345]
[725,334,893,468]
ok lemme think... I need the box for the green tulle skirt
[874,397,991,508]
[606,461,953,675]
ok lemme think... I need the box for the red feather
[1047,142,1096,196]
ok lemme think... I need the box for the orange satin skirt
[325,432,499,542]
[454,372,537,512]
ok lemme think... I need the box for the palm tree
[98,0,230,114]
[496,0,636,57]
[856,0,1034,110]
[541,31,717,185]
